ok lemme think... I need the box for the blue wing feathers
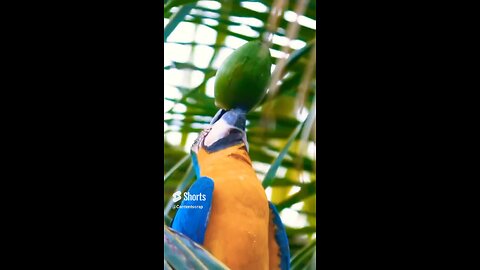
[171,176,214,245]
[269,202,290,270]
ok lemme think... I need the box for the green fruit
[214,40,272,112]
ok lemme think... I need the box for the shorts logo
[172,191,182,202]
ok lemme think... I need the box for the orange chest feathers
[197,145,271,270]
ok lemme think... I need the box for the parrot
[170,108,290,270]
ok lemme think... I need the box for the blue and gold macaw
[171,108,290,270]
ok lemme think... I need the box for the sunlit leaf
[262,120,305,188]
[165,3,196,41]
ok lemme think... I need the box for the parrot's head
[191,108,249,154]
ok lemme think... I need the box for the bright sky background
[164,0,316,229]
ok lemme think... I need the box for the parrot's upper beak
[192,108,249,153]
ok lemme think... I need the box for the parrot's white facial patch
[203,118,238,147]
[200,117,249,152]
[191,109,249,153]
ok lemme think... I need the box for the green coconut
[214,40,272,112]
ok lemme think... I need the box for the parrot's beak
[192,108,248,153]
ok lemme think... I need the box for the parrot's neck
[197,143,253,173]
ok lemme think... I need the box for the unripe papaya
[214,40,272,112]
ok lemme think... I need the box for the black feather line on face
[191,128,210,154]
